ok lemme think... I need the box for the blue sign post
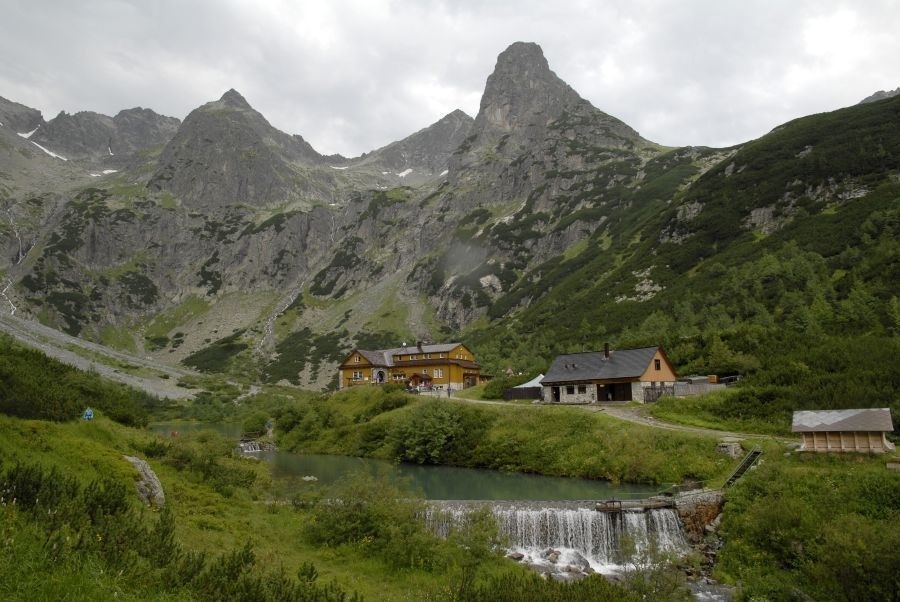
[82,407,94,421]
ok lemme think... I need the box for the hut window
[654,359,661,370]
[355,356,360,363]
[566,385,575,395]
[578,385,586,394]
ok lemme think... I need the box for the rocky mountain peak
[353,109,473,177]
[493,41,551,77]
[219,88,252,110]
[148,90,328,208]
[475,41,582,135]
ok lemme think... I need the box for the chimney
[417,341,423,352]
[604,343,610,359]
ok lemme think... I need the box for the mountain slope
[468,93,900,419]
[0,41,896,399]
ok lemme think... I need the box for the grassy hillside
[716,451,900,600]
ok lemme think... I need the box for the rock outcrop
[0,95,43,133]
[123,455,165,508]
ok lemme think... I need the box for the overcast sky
[1,0,897,156]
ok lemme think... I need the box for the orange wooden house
[338,341,486,391]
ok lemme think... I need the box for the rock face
[859,87,900,104]
[123,455,165,508]
[414,41,657,326]
[0,95,43,132]
[353,109,473,180]
[148,89,329,209]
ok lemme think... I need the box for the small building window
[426,353,432,359]
[435,368,443,378]
[440,353,445,358]
[566,385,575,395]
[355,355,360,363]
[352,371,362,380]
[422,368,428,374]
[654,359,661,370]
[577,385,586,394]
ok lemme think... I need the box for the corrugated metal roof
[791,408,894,433]
[541,347,658,384]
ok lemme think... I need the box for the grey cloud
[0,0,897,155]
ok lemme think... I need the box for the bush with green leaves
[303,472,445,570]
[716,453,900,600]
[389,400,489,465]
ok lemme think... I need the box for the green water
[150,422,659,501]
[263,451,659,501]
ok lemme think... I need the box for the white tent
[513,374,544,389]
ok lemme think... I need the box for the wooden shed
[792,408,895,453]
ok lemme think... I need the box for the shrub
[303,473,444,570]
[390,400,486,464]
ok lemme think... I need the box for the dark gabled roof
[357,349,390,366]
[382,342,464,357]
[792,408,894,433]
[344,342,469,368]
[541,347,659,385]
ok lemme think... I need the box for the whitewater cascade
[426,502,688,573]
[239,440,262,453]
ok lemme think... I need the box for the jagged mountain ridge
[349,109,473,179]
[859,86,900,104]
[1,41,896,391]
[30,107,181,162]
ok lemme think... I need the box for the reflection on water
[150,422,243,439]
[150,422,659,501]
[262,451,658,501]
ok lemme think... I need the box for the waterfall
[239,441,262,453]
[426,502,688,573]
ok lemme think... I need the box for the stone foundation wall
[674,489,724,544]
